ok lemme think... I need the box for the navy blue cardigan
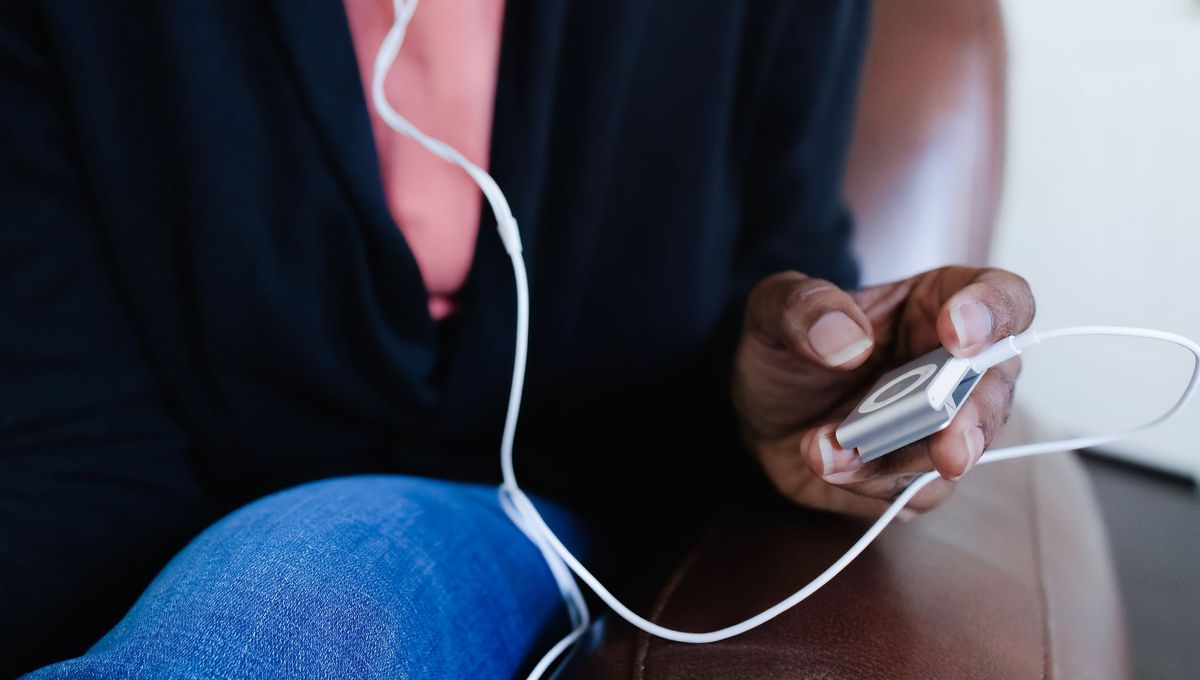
[1,1,866,667]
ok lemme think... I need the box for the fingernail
[809,312,873,367]
[898,509,919,523]
[952,427,985,480]
[950,301,993,348]
[819,433,861,476]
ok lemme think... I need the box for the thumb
[745,272,876,370]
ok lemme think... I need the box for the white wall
[993,0,1200,478]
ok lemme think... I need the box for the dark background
[1082,453,1200,679]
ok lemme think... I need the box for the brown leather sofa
[565,2,1129,678]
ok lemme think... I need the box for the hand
[733,267,1034,519]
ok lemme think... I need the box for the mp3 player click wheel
[836,347,985,463]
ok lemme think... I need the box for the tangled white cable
[372,3,1200,677]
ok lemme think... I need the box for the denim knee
[29,475,585,679]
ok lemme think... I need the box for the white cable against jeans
[372,5,587,677]
[372,4,1200,677]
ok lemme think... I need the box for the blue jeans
[26,475,588,679]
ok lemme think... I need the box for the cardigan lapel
[262,0,569,286]
[484,0,570,267]
[432,0,571,438]
[262,0,402,246]
[261,0,572,429]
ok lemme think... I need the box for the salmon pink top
[343,0,506,319]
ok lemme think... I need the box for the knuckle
[751,271,802,307]
[970,378,1012,441]
[1004,268,1034,297]
[746,276,776,307]
[1010,272,1036,325]
[969,399,999,442]
[984,292,1019,335]
[984,269,1036,332]
[747,275,783,312]
[779,278,856,341]
[783,277,839,312]
[986,372,1017,410]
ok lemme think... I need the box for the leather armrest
[568,451,1128,679]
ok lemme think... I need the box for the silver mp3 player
[836,347,986,463]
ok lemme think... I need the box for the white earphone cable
[498,327,1199,653]
[373,4,588,673]
[372,5,1200,677]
